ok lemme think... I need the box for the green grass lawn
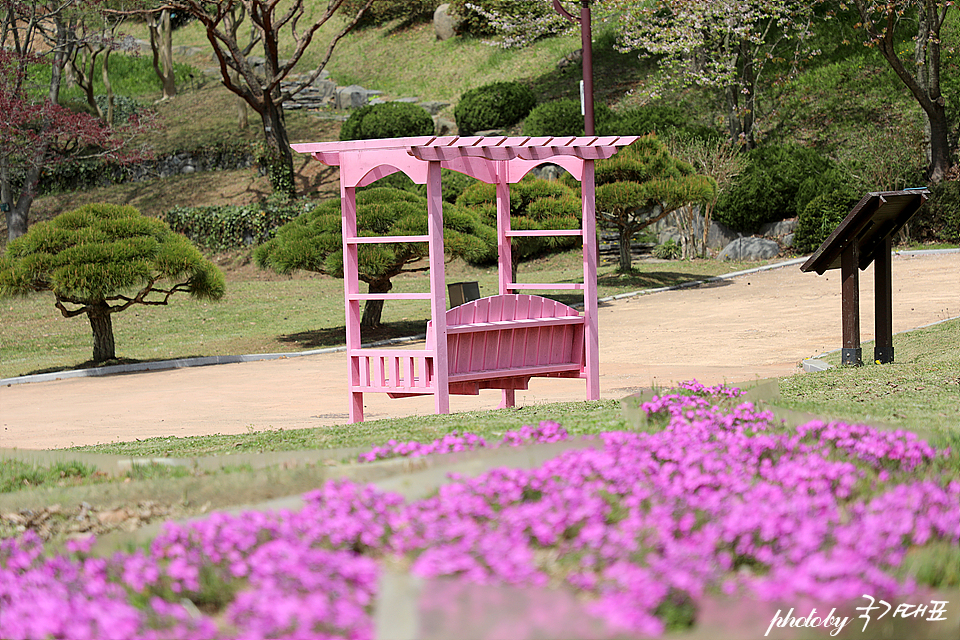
[4,316,958,508]
[59,317,960,461]
[778,317,960,435]
[0,250,774,379]
[71,399,630,459]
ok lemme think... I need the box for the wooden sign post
[801,189,929,365]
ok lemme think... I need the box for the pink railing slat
[516,295,530,321]
[391,357,401,388]
[374,357,386,387]
[358,356,370,388]
[404,357,416,390]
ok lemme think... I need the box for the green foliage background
[254,188,496,281]
[454,81,537,135]
[165,199,312,253]
[339,102,435,141]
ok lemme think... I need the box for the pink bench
[292,135,640,421]
[377,294,585,402]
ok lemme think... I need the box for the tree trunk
[102,47,114,125]
[915,1,951,183]
[5,160,42,241]
[701,203,714,259]
[75,45,103,119]
[618,227,633,271]
[148,10,177,100]
[7,200,30,242]
[724,41,757,149]
[360,279,392,329]
[48,16,70,105]
[924,105,952,183]
[260,98,296,198]
[87,302,116,362]
[235,70,249,130]
[863,0,952,183]
[158,10,176,99]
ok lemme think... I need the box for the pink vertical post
[341,181,364,422]
[581,159,600,400]
[495,160,516,408]
[495,160,513,296]
[426,161,450,414]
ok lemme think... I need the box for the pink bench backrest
[443,294,584,376]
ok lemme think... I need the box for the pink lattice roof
[292,135,640,187]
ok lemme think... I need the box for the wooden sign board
[800,189,930,365]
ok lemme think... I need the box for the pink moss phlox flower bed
[1,381,957,639]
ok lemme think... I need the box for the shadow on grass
[278,320,429,349]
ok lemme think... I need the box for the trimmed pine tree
[0,203,225,363]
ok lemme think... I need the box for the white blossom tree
[466,0,820,148]
[610,0,820,147]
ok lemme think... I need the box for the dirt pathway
[2,252,957,450]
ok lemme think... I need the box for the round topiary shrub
[793,188,860,254]
[454,81,536,136]
[340,102,434,141]
[522,99,613,137]
[523,99,582,137]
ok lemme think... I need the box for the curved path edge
[2,255,817,387]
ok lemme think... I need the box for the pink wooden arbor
[291,135,639,422]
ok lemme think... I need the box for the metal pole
[580,1,594,135]
[553,0,595,135]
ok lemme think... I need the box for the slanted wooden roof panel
[800,190,930,275]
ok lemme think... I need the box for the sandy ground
[2,252,957,450]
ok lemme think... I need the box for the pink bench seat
[385,294,585,399]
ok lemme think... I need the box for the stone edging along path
[0,254,824,387]
[3,249,956,387]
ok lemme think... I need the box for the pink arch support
[291,135,639,422]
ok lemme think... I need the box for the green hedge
[600,105,721,141]
[911,181,960,244]
[93,94,145,124]
[714,144,840,233]
[340,102,434,141]
[522,99,613,137]
[165,197,314,253]
[793,188,860,254]
[454,81,536,136]
[522,101,721,140]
